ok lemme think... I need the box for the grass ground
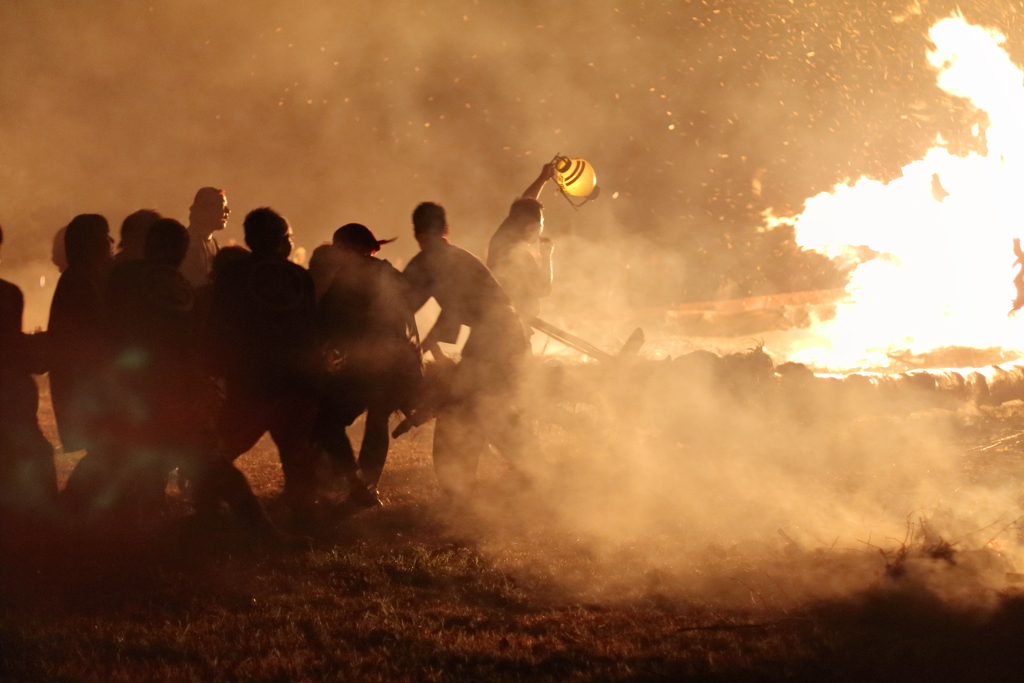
[3,379,1024,682]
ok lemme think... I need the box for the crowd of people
[0,165,559,543]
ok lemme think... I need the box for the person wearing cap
[181,187,229,288]
[314,223,420,507]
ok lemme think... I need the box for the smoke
[3,1,1024,610]
[3,0,1021,330]
[437,348,1023,610]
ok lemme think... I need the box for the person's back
[485,167,555,318]
[210,248,316,390]
[0,278,41,430]
[321,255,416,366]
[407,241,515,330]
[405,239,525,372]
[487,231,547,317]
[308,243,346,302]
[108,219,199,399]
[0,247,57,509]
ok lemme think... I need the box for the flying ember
[784,16,1024,372]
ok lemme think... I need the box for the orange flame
[785,16,1024,371]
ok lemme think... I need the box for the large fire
[785,16,1024,372]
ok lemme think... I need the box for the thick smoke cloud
[3,0,1020,332]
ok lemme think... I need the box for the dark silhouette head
[64,214,112,270]
[332,223,395,256]
[500,197,545,244]
[243,207,292,256]
[118,209,162,259]
[412,202,448,238]
[507,197,543,228]
[51,227,68,272]
[144,218,190,267]
[211,244,251,282]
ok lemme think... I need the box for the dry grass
[3,380,1024,682]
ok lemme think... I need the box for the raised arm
[520,163,557,201]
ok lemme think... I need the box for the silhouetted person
[105,219,285,535]
[113,209,161,265]
[308,243,344,302]
[195,244,250,324]
[0,224,58,513]
[403,203,530,495]
[207,207,320,519]
[48,214,113,456]
[50,214,115,513]
[211,244,251,279]
[487,164,556,320]
[106,217,199,509]
[315,223,420,505]
[181,187,229,288]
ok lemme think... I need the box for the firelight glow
[786,15,1024,371]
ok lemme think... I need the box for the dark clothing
[403,242,529,494]
[0,278,57,509]
[315,254,421,485]
[99,260,273,527]
[308,244,345,301]
[215,387,319,511]
[207,252,320,511]
[105,260,204,447]
[208,252,318,392]
[62,260,206,514]
[487,224,550,318]
[404,241,527,393]
[47,265,110,453]
[318,254,420,386]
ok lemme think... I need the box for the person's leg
[268,391,320,515]
[483,398,538,488]
[0,425,58,510]
[313,384,359,478]
[357,404,390,489]
[60,442,127,516]
[198,390,269,515]
[432,404,487,496]
[216,391,272,460]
